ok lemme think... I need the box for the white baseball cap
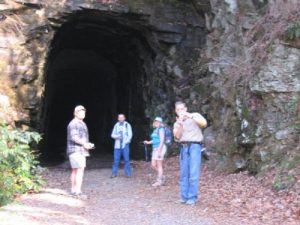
[74,105,86,113]
[154,117,163,123]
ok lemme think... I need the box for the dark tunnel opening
[40,11,154,163]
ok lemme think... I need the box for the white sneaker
[152,180,162,187]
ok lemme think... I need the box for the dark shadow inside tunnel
[40,11,153,163]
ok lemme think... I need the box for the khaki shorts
[152,145,167,161]
[69,152,86,168]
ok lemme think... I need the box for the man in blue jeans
[111,114,133,178]
[173,101,207,205]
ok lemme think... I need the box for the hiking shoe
[176,199,186,204]
[185,200,196,206]
[72,192,88,199]
[110,174,117,178]
[152,181,162,187]
[77,193,88,200]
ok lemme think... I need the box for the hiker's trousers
[179,143,202,203]
[112,144,131,177]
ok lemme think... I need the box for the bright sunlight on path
[0,165,212,225]
[0,157,299,225]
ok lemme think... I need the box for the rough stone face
[202,0,300,175]
[250,44,300,93]
[0,0,208,159]
[0,0,298,177]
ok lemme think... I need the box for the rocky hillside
[0,0,299,189]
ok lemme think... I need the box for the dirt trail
[0,156,299,225]
[0,167,213,225]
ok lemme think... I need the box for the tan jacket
[173,113,207,142]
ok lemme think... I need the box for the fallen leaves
[134,156,300,225]
[1,155,299,225]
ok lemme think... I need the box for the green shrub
[0,124,44,206]
[286,22,300,41]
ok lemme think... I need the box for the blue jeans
[180,143,202,203]
[112,144,131,176]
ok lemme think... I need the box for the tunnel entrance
[40,11,153,162]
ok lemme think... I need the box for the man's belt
[180,141,202,145]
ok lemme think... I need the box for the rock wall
[0,0,208,156]
[0,0,207,120]
[198,0,300,185]
[0,0,299,181]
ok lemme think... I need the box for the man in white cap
[67,105,94,196]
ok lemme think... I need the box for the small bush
[286,22,300,41]
[0,124,44,206]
